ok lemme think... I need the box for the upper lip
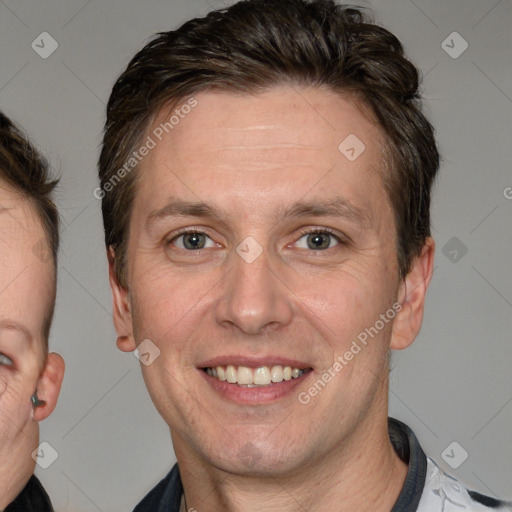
[199,356,312,370]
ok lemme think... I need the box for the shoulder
[417,457,511,511]
[133,463,182,512]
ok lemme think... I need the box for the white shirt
[416,456,510,511]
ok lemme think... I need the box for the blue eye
[295,229,341,250]
[0,353,13,366]
[170,231,217,250]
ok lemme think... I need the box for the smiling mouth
[203,364,313,387]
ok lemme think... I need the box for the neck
[175,413,408,512]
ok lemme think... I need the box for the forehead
[0,181,54,345]
[135,86,388,222]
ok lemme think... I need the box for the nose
[214,246,293,336]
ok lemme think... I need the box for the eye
[294,229,341,251]
[169,230,218,250]
[0,352,14,366]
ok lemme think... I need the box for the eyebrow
[280,197,369,226]
[146,196,370,231]
[0,319,33,342]
[146,199,225,231]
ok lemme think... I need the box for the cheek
[301,266,393,332]
[0,373,33,421]
[292,268,398,382]
[130,268,217,354]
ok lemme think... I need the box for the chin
[195,432,307,477]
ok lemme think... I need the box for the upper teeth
[205,365,305,386]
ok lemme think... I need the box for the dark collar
[4,475,54,512]
[389,417,428,512]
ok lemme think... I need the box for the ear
[390,237,435,350]
[108,246,136,352]
[33,352,65,421]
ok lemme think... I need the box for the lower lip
[200,369,312,404]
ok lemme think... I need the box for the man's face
[0,181,54,485]
[118,87,406,475]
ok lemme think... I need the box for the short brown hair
[0,111,60,347]
[99,0,439,286]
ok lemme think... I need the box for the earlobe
[390,238,435,351]
[107,246,136,352]
[32,352,65,422]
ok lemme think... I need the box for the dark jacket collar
[5,475,54,512]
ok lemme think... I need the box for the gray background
[1,0,511,510]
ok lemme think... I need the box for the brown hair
[0,111,60,347]
[99,0,439,286]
